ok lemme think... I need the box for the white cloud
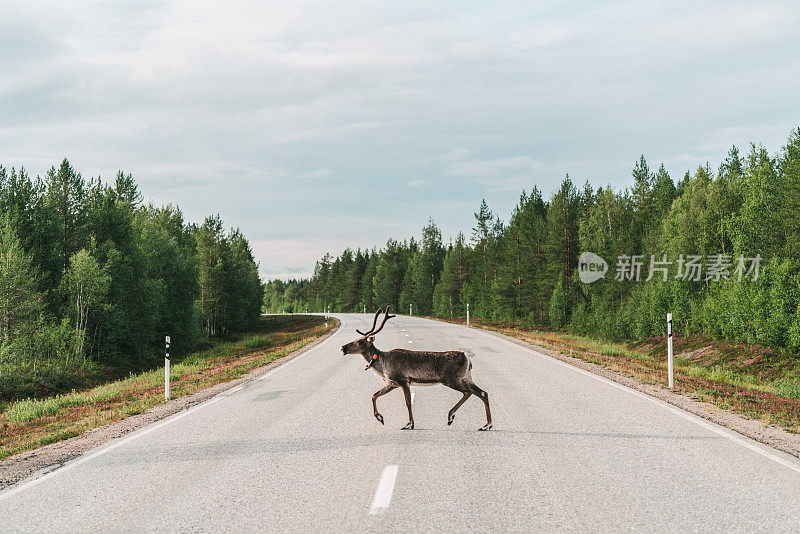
[446,155,547,177]
[2,1,799,279]
[302,168,332,180]
[431,148,469,163]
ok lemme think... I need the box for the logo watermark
[577,252,608,283]
[578,253,761,283]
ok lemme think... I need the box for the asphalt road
[2,314,800,533]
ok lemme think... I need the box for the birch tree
[63,249,109,363]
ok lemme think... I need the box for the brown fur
[342,307,492,430]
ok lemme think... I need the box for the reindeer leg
[400,384,414,430]
[468,383,492,431]
[447,391,471,426]
[372,384,396,425]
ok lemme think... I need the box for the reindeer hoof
[478,423,492,431]
[447,414,454,426]
[375,413,384,425]
[401,422,414,430]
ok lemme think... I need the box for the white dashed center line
[370,465,399,514]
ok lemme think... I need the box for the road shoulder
[450,320,800,460]
[0,318,341,491]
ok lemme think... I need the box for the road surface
[2,314,800,532]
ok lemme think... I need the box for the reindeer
[341,306,492,431]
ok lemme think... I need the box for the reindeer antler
[357,308,383,336]
[370,306,396,336]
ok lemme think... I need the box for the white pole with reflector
[165,335,171,401]
[667,314,674,389]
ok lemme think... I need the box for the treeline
[265,128,800,352]
[0,159,263,383]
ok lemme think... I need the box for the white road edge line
[485,329,800,475]
[0,318,346,502]
[0,396,223,503]
[258,319,342,381]
[225,384,245,396]
[410,391,415,405]
[369,464,399,514]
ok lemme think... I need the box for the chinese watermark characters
[578,253,761,284]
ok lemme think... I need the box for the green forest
[0,159,263,396]
[265,128,800,353]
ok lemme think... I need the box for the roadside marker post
[667,313,674,389]
[466,303,470,326]
[165,335,171,401]
[410,304,413,316]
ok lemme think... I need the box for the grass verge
[440,317,800,434]
[0,315,332,460]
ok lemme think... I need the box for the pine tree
[345,249,367,312]
[644,164,676,255]
[46,159,87,271]
[470,200,501,317]
[472,199,494,287]
[732,144,783,257]
[549,274,568,328]
[141,205,201,351]
[517,187,549,322]
[720,145,744,179]
[779,129,800,257]
[409,219,444,315]
[651,164,676,217]
[374,240,403,310]
[0,168,60,307]
[546,176,580,294]
[311,253,332,311]
[631,155,654,254]
[0,220,44,350]
[360,250,378,311]
[437,233,469,316]
[114,171,143,206]
[492,201,521,319]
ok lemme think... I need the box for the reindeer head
[341,306,396,355]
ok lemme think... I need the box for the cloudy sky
[2,1,799,279]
